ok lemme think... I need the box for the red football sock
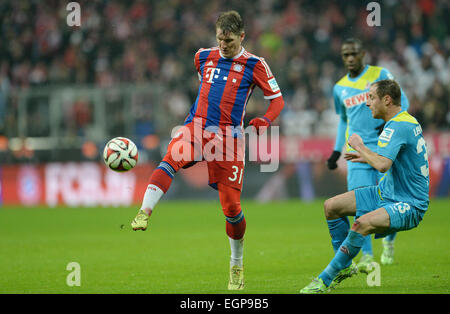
[226,218,246,240]
[149,168,173,193]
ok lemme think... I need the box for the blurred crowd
[0,0,449,144]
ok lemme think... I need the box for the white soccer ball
[103,137,138,172]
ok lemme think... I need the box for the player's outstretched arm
[348,134,392,173]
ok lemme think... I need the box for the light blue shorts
[347,167,379,191]
[354,186,425,237]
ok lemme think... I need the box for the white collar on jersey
[219,46,245,60]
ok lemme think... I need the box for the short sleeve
[377,122,406,161]
[333,85,344,117]
[379,68,395,80]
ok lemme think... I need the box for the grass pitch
[0,198,448,294]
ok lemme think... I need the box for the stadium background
[0,0,448,206]
[0,0,449,296]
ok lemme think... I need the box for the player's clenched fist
[348,133,364,150]
[249,117,271,135]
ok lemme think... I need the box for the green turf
[0,198,448,294]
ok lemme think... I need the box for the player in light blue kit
[301,79,429,293]
[326,39,409,274]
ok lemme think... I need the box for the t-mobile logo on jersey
[205,68,221,83]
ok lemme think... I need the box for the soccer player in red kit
[131,10,284,290]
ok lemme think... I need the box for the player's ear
[240,32,245,42]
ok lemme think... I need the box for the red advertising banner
[280,136,335,162]
[1,162,156,207]
[0,133,448,206]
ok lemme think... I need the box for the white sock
[229,237,244,267]
[140,184,164,215]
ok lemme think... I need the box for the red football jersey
[185,47,282,131]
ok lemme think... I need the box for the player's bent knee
[162,154,187,173]
[222,203,241,218]
[351,217,373,236]
[163,142,198,172]
[324,197,339,219]
[218,183,242,217]
[323,198,331,217]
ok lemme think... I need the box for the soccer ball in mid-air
[103,137,138,172]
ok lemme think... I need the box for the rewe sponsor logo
[344,92,369,108]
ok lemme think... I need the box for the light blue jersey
[333,65,410,171]
[377,111,430,211]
